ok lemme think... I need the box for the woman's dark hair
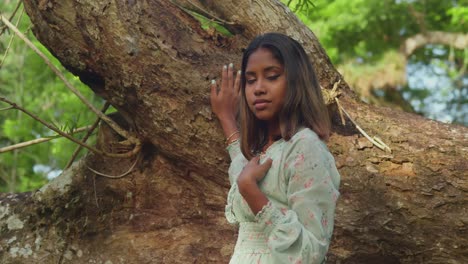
[239,32,330,159]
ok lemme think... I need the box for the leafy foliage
[0,1,102,192]
[284,0,467,124]
[287,0,466,62]
[188,10,233,36]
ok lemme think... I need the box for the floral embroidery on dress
[226,128,340,264]
[321,213,328,228]
[294,153,305,167]
[304,178,314,189]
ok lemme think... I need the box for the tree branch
[0,96,141,158]
[0,126,92,153]
[0,106,14,111]
[0,15,140,145]
[0,0,23,36]
[0,6,24,69]
[86,154,140,179]
[402,31,468,57]
[65,102,111,169]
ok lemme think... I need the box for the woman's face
[244,48,287,127]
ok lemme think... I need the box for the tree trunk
[1,0,466,263]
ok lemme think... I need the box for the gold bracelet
[227,138,239,146]
[225,131,239,145]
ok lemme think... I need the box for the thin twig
[0,15,139,145]
[0,96,141,158]
[186,0,234,25]
[0,106,14,111]
[87,154,140,179]
[65,102,110,169]
[329,80,346,125]
[0,7,24,69]
[171,0,234,25]
[338,103,346,126]
[294,0,302,12]
[335,97,392,152]
[288,0,315,12]
[0,0,23,36]
[0,126,91,153]
[0,167,9,185]
[0,32,15,69]
[321,79,342,106]
[93,172,99,208]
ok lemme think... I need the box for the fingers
[219,63,238,94]
[221,64,228,93]
[242,156,273,182]
[261,158,273,170]
[234,70,241,95]
[210,79,217,104]
[249,156,260,164]
[210,63,238,118]
[228,63,234,89]
[249,156,273,170]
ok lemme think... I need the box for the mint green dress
[225,128,340,264]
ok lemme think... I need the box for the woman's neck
[266,120,281,144]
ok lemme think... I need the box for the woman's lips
[254,99,270,110]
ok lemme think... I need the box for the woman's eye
[267,75,280,80]
[246,79,256,84]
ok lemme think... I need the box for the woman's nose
[253,79,265,95]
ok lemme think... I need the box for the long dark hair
[239,33,330,159]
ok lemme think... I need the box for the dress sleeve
[226,139,241,161]
[225,140,247,224]
[226,140,246,185]
[254,137,340,264]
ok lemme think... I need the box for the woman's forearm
[219,118,239,144]
[238,180,269,215]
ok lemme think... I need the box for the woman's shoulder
[285,127,328,154]
[290,127,320,143]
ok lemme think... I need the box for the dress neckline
[261,137,284,155]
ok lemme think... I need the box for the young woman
[210,33,340,264]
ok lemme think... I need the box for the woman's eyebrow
[263,66,282,72]
[245,65,282,76]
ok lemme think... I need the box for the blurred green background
[0,1,104,192]
[1,0,466,192]
[288,0,466,124]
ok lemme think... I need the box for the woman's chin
[254,113,276,122]
[254,115,271,121]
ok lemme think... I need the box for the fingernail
[229,63,233,68]
[238,70,241,75]
[211,79,216,85]
[223,65,227,69]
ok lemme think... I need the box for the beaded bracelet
[225,131,239,145]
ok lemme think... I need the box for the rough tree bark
[0,0,466,263]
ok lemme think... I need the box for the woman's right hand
[210,63,241,124]
[237,156,273,187]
